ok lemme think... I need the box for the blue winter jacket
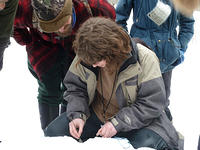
[116,0,194,72]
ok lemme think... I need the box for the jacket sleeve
[13,0,32,46]
[13,28,32,46]
[178,13,194,53]
[0,0,18,41]
[63,68,90,122]
[110,49,166,132]
[115,0,133,31]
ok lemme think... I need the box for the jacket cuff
[68,112,87,122]
[109,117,121,132]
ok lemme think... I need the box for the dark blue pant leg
[79,109,102,141]
[44,109,102,141]
[44,112,70,137]
[116,128,170,150]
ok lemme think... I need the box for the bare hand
[69,118,85,139]
[96,122,117,138]
[0,0,8,10]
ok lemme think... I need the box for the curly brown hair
[73,17,132,67]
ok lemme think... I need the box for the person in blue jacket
[115,0,194,120]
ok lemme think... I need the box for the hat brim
[39,15,71,33]
[38,0,72,33]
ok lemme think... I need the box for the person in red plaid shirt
[13,0,115,131]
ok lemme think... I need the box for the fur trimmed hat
[32,0,72,33]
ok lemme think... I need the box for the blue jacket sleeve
[115,0,133,31]
[178,14,194,53]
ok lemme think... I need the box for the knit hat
[32,0,72,33]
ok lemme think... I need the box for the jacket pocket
[123,76,138,105]
[152,32,180,70]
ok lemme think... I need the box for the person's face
[172,0,200,16]
[0,0,8,10]
[92,60,107,68]
[56,16,72,37]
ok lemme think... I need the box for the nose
[92,64,98,68]
[92,61,100,68]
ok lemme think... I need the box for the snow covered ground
[0,12,199,150]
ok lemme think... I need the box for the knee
[129,128,168,150]
[43,125,67,137]
[43,126,56,137]
[43,112,69,137]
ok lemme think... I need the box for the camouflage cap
[32,0,72,33]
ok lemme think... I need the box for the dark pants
[44,110,170,150]
[162,70,173,121]
[198,136,200,150]
[0,40,10,71]
[28,62,66,106]
[27,48,72,129]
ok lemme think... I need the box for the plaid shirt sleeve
[89,0,116,19]
[13,0,33,45]
[72,0,116,34]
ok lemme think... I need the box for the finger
[102,129,108,138]
[96,128,102,136]
[70,123,79,139]
[100,127,106,137]
[78,124,83,137]
[72,127,80,139]
[102,129,110,138]
[69,123,76,138]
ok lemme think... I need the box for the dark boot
[38,102,59,130]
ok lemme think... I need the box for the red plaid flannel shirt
[13,0,115,80]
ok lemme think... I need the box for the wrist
[69,112,87,122]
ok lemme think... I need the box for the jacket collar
[80,61,100,80]
[119,38,139,74]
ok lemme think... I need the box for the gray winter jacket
[63,43,183,149]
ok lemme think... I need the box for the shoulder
[73,0,115,19]
[14,0,33,27]
[88,0,115,18]
[137,43,161,81]
[16,0,33,19]
[137,43,159,64]
[18,0,32,10]
[69,56,86,78]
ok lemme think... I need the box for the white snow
[0,12,199,150]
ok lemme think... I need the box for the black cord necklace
[99,68,118,123]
